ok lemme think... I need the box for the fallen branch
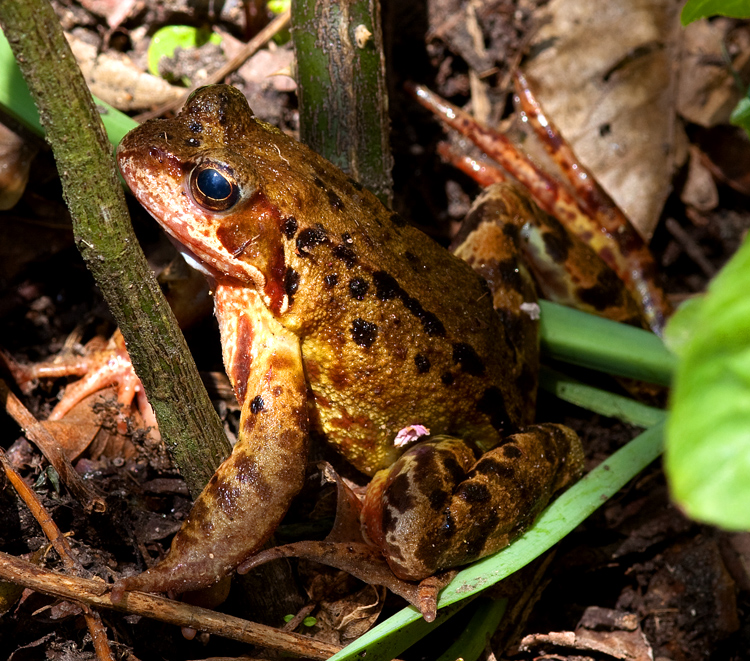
[0,552,342,659]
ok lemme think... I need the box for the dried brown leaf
[524,0,686,239]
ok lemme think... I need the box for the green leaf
[540,368,666,428]
[435,599,508,661]
[681,0,750,25]
[147,26,222,82]
[268,0,291,13]
[666,234,750,529]
[662,295,705,358]
[730,95,750,139]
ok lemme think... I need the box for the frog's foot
[361,424,584,581]
[408,78,670,335]
[4,330,156,434]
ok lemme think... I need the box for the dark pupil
[197,168,231,200]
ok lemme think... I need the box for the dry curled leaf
[524,0,686,239]
[520,606,654,661]
[66,32,185,111]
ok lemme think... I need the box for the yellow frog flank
[114,85,583,596]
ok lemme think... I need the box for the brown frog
[113,84,585,598]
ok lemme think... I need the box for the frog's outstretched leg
[112,285,308,598]
[408,81,670,335]
[361,424,584,581]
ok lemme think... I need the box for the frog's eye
[190,163,240,212]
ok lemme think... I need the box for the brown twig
[0,379,105,513]
[0,447,77,568]
[0,551,342,659]
[665,217,716,278]
[135,9,291,122]
[0,447,114,660]
[83,604,117,661]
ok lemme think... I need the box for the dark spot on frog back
[404,251,428,273]
[284,267,299,302]
[452,342,485,376]
[296,226,328,255]
[324,273,339,288]
[332,243,357,268]
[327,189,344,211]
[477,386,510,432]
[390,212,407,228]
[281,217,298,239]
[349,277,369,300]
[414,353,431,373]
[188,119,203,134]
[372,270,445,337]
[351,318,378,347]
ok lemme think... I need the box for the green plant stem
[539,300,676,386]
[291,0,393,204]
[0,6,230,497]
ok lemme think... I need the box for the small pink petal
[394,425,430,448]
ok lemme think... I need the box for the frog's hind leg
[440,140,646,328]
[362,424,584,581]
[451,182,541,419]
[408,80,670,334]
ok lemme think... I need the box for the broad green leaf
[667,234,750,529]
[147,26,222,83]
[662,295,705,358]
[268,0,291,13]
[681,0,750,24]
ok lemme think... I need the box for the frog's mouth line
[166,235,219,283]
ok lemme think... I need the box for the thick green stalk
[0,1,230,497]
[292,0,393,204]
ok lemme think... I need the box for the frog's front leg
[113,284,308,598]
[362,425,583,581]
